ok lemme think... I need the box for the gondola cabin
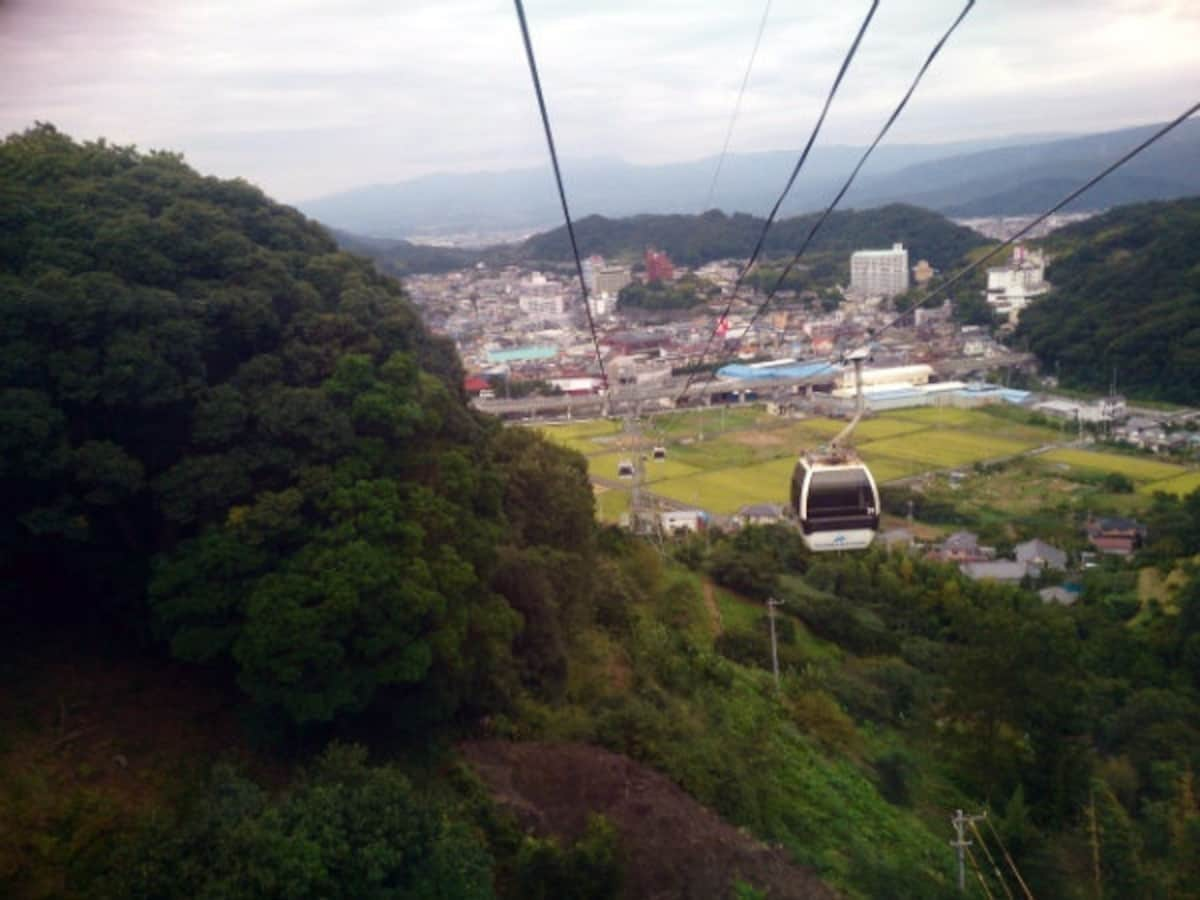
[652,446,667,460]
[790,452,880,552]
[617,459,635,479]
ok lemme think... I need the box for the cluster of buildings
[402,239,1032,406]
[877,518,1149,604]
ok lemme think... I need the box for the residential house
[928,531,993,563]
[1015,539,1068,571]
[463,375,491,396]
[660,510,706,535]
[961,560,1034,583]
[734,504,784,527]
[1086,517,1146,556]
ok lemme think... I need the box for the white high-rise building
[850,243,909,298]
[985,244,1049,324]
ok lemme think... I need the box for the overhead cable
[677,0,881,402]
[984,813,1037,900]
[702,0,774,212]
[735,0,975,347]
[969,819,1016,900]
[869,98,1200,344]
[683,0,975,401]
[512,0,609,389]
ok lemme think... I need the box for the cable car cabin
[617,459,635,479]
[652,446,667,461]
[790,454,880,552]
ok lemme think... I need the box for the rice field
[594,486,630,523]
[653,457,796,514]
[1139,471,1200,497]
[525,403,1200,519]
[540,419,622,443]
[857,455,926,485]
[887,406,989,428]
[587,451,701,484]
[860,430,1035,469]
[1039,448,1187,483]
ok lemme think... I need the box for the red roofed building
[1086,517,1146,555]
[644,248,674,283]
[463,375,491,395]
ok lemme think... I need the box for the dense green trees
[0,125,594,730]
[102,744,495,899]
[513,204,986,270]
[1016,198,1200,403]
[616,275,717,311]
[694,524,1200,898]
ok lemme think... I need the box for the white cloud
[2,0,1197,201]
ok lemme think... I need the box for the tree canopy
[1016,198,1200,403]
[0,124,593,727]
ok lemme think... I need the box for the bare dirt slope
[461,740,839,900]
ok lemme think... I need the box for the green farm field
[587,451,701,483]
[523,404,1200,519]
[1141,471,1200,497]
[540,419,622,443]
[653,457,796,514]
[594,486,630,522]
[860,429,1035,469]
[1039,448,1187,483]
[888,406,987,428]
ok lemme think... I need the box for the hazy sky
[3,0,1198,203]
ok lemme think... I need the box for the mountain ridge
[302,119,1200,239]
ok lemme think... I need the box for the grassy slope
[520,567,963,899]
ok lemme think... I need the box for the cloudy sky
[3,0,1198,203]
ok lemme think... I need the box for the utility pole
[1088,788,1102,900]
[766,598,783,691]
[951,809,987,893]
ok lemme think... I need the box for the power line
[964,842,996,899]
[702,0,773,212]
[969,819,1016,900]
[870,98,1200,343]
[677,0,880,403]
[984,813,1036,900]
[512,0,608,390]
[683,0,974,402]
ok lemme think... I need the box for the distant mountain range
[301,120,1200,241]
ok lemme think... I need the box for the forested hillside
[1016,198,1200,403]
[516,204,985,270]
[334,203,987,277]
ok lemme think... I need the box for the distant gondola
[617,459,635,478]
[652,446,667,460]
